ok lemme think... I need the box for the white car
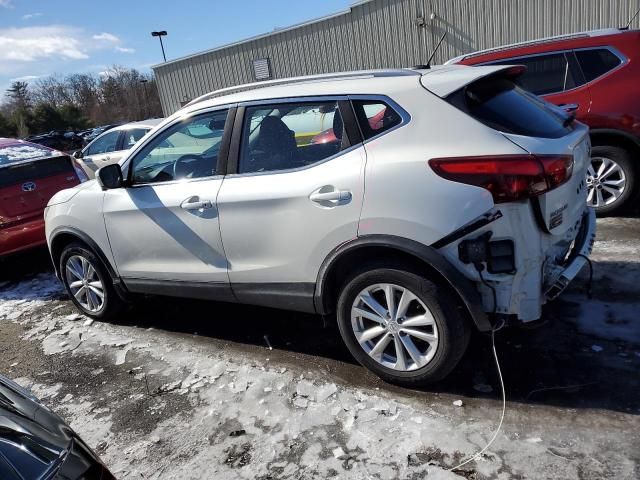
[73,119,163,178]
[45,66,595,385]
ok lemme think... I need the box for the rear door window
[575,48,622,82]
[239,100,347,174]
[447,76,572,139]
[489,52,576,95]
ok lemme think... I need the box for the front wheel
[587,145,636,216]
[59,242,125,320]
[336,265,470,386]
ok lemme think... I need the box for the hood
[419,64,525,98]
[0,374,112,480]
[47,179,98,207]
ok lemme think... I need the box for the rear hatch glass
[446,76,574,139]
[0,156,78,219]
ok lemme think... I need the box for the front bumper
[544,207,597,300]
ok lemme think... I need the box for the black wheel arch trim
[49,226,127,296]
[589,128,640,150]
[314,235,492,332]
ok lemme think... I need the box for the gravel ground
[1,217,639,479]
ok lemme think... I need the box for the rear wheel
[336,264,470,386]
[587,145,636,216]
[59,242,124,320]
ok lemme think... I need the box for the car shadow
[111,261,639,416]
[123,186,228,268]
[3,250,638,416]
[0,247,54,283]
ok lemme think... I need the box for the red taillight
[428,154,573,203]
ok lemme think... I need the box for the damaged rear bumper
[545,208,596,301]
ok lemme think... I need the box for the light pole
[140,79,149,119]
[151,31,167,62]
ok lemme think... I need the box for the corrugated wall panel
[153,0,640,114]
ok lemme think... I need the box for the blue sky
[0,0,351,97]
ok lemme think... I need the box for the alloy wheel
[65,255,105,313]
[586,156,626,208]
[350,283,439,371]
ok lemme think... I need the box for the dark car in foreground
[0,374,114,479]
[449,28,640,215]
[0,139,86,259]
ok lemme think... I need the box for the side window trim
[479,46,627,95]
[124,106,235,187]
[116,130,125,152]
[338,99,362,146]
[566,50,587,87]
[224,95,409,177]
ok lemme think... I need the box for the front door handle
[309,187,352,204]
[181,198,213,210]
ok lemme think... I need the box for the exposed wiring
[577,253,593,299]
[477,267,497,314]
[448,320,506,473]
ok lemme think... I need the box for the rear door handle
[181,198,213,210]
[309,187,352,203]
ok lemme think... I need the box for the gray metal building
[152,0,639,115]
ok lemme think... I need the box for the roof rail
[185,69,419,107]
[445,28,623,64]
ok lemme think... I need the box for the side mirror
[73,150,83,159]
[96,164,123,190]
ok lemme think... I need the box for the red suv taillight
[428,154,574,203]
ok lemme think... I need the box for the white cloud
[0,0,13,8]
[22,12,43,20]
[92,32,120,43]
[115,46,135,54]
[0,26,88,63]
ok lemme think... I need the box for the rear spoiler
[419,64,526,98]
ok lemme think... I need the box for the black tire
[336,263,470,386]
[59,242,125,320]
[589,145,636,216]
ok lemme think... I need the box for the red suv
[449,28,640,215]
[0,139,85,258]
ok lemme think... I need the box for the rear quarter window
[575,48,622,82]
[447,76,573,139]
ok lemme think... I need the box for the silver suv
[45,67,595,385]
